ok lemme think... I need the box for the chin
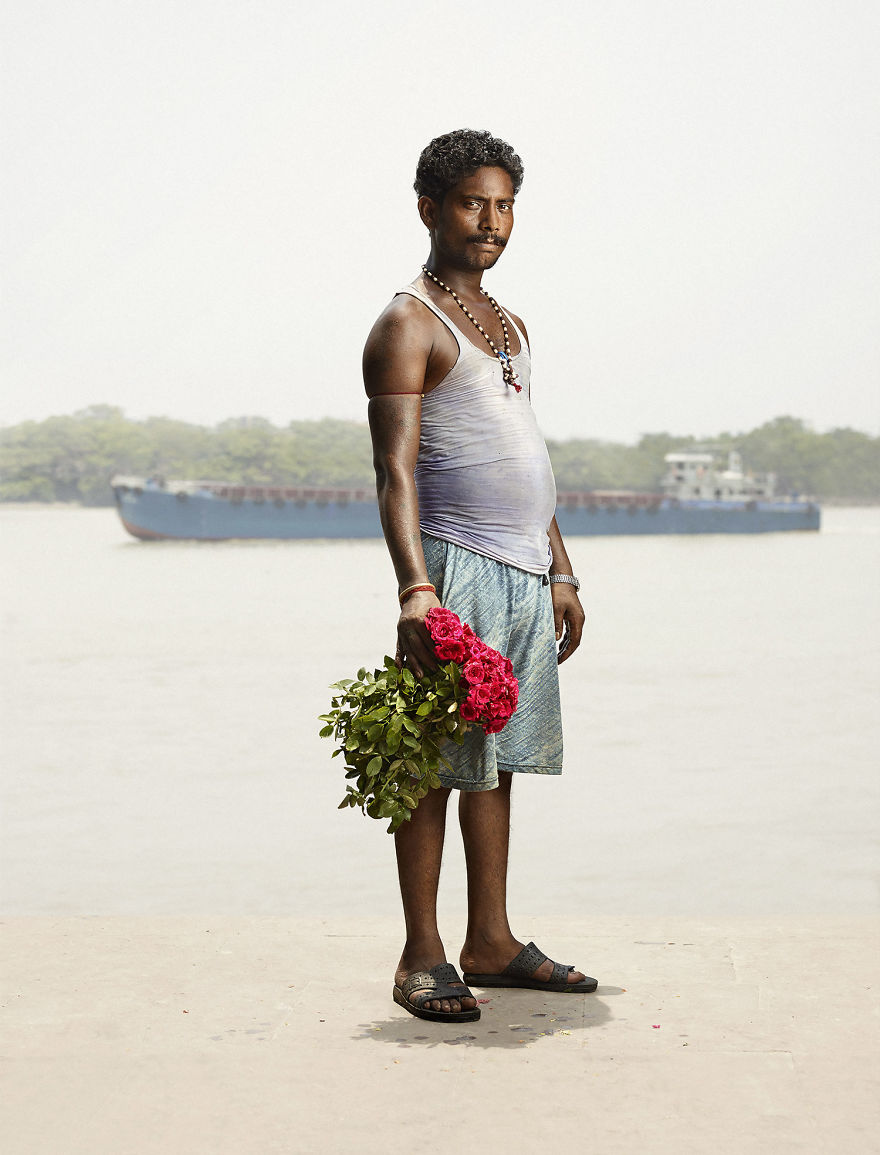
[465,249,504,270]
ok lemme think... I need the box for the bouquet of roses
[319,608,519,833]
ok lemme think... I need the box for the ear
[417,194,439,231]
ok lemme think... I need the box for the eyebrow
[460,194,515,202]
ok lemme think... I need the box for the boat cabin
[661,451,776,502]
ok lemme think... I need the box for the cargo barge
[112,452,820,540]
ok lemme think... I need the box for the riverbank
[3,914,877,1154]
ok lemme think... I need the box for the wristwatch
[549,573,580,592]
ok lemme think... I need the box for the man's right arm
[363,298,441,678]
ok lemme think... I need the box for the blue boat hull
[554,500,820,535]
[114,484,820,540]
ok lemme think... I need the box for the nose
[479,202,500,233]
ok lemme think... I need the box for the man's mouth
[469,235,506,247]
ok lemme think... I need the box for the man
[363,129,595,1024]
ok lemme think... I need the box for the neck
[423,254,485,297]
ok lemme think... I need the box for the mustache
[468,234,506,246]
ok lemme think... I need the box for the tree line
[0,405,877,504]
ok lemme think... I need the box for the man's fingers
[559,621,582,664]
[397,626,438,679]
[554,608,564,641]
[557,605,585,665]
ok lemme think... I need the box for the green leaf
[319,724,333,738]
[366,755,383,777]
[401,668,415,688]
[416,701,433,717]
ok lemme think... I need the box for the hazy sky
[3,0,878,442]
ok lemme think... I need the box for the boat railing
[556,491,664,512]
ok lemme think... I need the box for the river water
[1,505,878,919]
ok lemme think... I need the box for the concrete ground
[3,915,878,1154]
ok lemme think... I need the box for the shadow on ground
[353,985,623,1050]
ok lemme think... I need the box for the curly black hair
[414,129,524,203]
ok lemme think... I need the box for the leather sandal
[463,941,598,993]
[393,963,481,1023]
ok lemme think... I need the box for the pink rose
[466,637,489,659]
[435,638,467,663]
[460,699,480,722]
[426,608,465,645]
[470,684,492,708]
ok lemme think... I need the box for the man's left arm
[548,516,585,665]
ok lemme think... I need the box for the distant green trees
[0,408,877,504]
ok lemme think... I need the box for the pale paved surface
[3,916,878,1154]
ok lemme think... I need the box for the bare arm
[548,519,585,665]
[363,299,441,678]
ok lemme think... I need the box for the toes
[568,970,586,984]
[461,996,477,1010]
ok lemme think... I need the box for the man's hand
[551,583,585,665]
[396,590,442,679]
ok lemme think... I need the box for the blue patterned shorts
[421,533,563,792]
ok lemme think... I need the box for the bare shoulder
[363,293,437,398]
[364,294,435,362]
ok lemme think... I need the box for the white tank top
[396,280,557,575]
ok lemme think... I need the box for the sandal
[463,941,598,993]
[393,963,481,1023]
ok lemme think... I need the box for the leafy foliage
[319,656,470,834]
[1,407,877,503]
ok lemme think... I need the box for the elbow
[373,453,414,495]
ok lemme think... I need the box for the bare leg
[393,783,476,1014]
[458,772,586,984]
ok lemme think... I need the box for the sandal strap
[503,941,572,986]
[400,963,473,1006]
[548,960,571,985]
[503,941,548,978]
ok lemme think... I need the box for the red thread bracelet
[399,583,436,606]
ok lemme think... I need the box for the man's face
[424,166,515,271]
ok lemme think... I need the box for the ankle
[400,934,445,964]
[463,924,516,951]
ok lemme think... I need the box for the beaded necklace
[421,265,522,392]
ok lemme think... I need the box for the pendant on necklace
[498,351,522,392]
